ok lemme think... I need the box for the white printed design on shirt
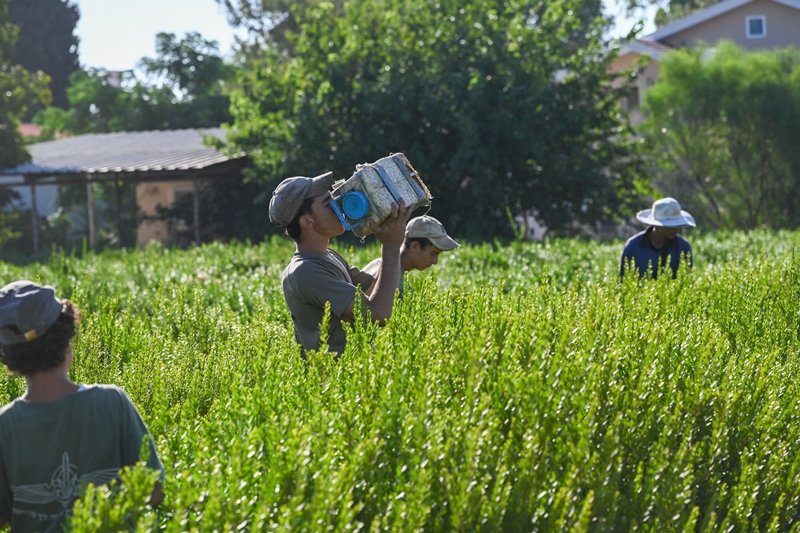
[11,452,120,505]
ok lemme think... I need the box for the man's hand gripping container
[331,153,432,238]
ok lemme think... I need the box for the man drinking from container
[269,171,410,356]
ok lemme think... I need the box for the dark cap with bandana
[0,280,63,345]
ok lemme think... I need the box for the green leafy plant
[0,229,798,530]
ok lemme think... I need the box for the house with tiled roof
[610,0,800,123]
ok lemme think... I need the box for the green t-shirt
[0,384,163,532]
[281,249,374,354]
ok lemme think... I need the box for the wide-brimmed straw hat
[636,197,696,228]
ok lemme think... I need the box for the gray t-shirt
[282,249,374,354]
[363,257,405,298]
[0,384,163,532]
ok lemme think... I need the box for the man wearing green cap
[362,215,459,297]
[269,171,410,355]
[0,280,163,532]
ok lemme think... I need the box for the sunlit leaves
[640,42,800,230]
[224,0,644,239]
[2,230,800,528]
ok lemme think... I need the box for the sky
[74,0,243,71]
[74,0,656,72]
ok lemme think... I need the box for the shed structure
[0,128,246,252]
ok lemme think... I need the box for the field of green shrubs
[1,229,799,531]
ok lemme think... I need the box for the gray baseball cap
[0,280,63,345]
[269,171,335,227]
[406,215,459,251]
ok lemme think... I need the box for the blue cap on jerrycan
[331,191,369,231]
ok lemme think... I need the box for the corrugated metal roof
[2,128,241,175]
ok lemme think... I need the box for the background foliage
[0,3,50,169]
[0,229,799,530]
[8,0,79,111]
[34,32,235,137]
[639,42,800,230]
[0,2,51,248]
[6,0,800,258]
[223,0,646,240]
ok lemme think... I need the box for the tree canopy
[215,0,336,56]
[224,0,644,239]
[9,0,79,110]
[652,0,720,27]
[34,32,234,136]
[0,3,50,168]
[139,32,234,100]
[0,2,50,247]
[640,41,800,229]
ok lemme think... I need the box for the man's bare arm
[342,202,409,323]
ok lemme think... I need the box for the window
[172,188,193,205]
[746,15,766,38]
[171,188,194,231]
[623,86,641,111]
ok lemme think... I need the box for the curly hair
[0,300,81,376]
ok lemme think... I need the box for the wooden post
[86,179,96,247]
[192,179,201,245]
[28,178,39,254]
[115,178,124,247]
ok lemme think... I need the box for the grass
[1,228,799,531]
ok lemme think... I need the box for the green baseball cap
[406,215,459,251]
[0,280,63,345]
[269,172,335,227]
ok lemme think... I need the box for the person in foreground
[269,171,410,355]
[0,280,163,532]
[362,215,459,296]
[620,197,696,279]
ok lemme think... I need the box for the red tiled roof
[18,123,43,138]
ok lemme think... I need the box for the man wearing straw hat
[620,197,696,279]
[270,171,410,355]
[362,215,460,297]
